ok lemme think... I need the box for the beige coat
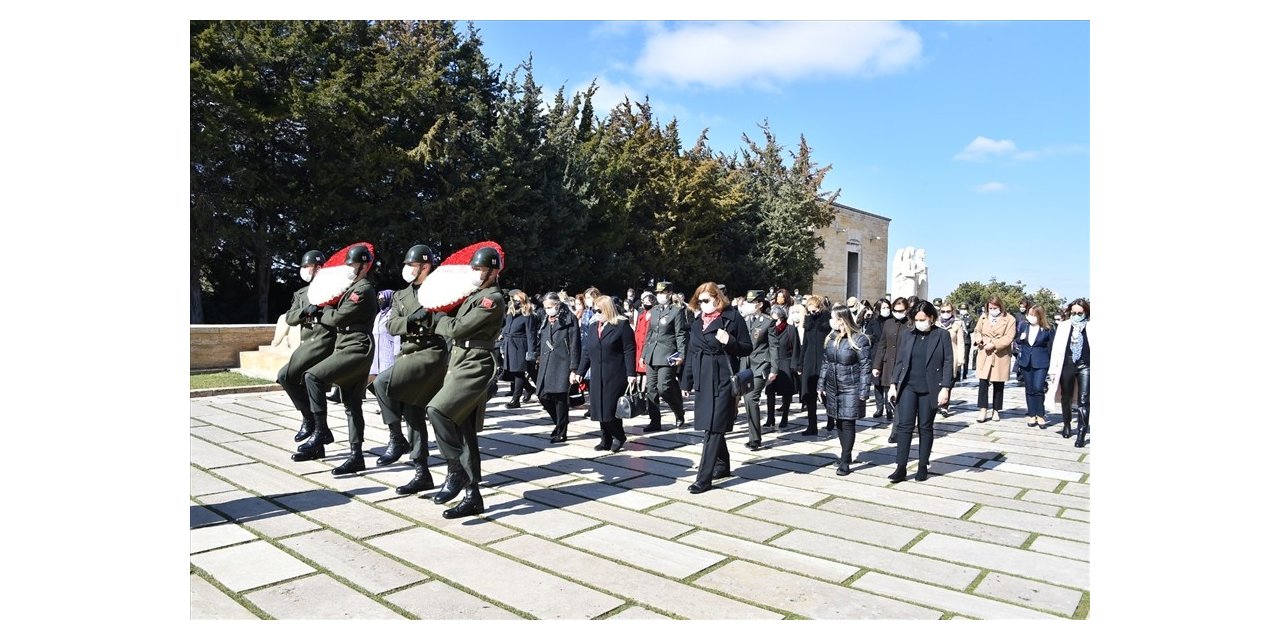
[973,314,1016,382]
[939,319,965,378]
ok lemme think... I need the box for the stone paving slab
[377,495,520,545]
[191,522,258,553]
[191,539,316,593]
[608,606,671,619]
[1021,489,1090,511]
[481,492,602,538]
[384,580,523,619]
[190,437,254,469]
[550,477,669,510]
[820,498,1030,547]
[1061,482,1090,498]
[592,451,698,480]
[894,481,1062,517]
[696,561,941,619]
[561,524,725,579]
[974,572,1084,617]
[845,459,1026,498]
[491,534,780,620]
[210,461,326,496]
[852,571,1059,619]
[196,490,322,539]
[977,459,1083,482]
[191,501,228,529]
[190,573,259,619]
[712,473,829,506]
[1029,535,1090,562]
[190,425,248,445]
[738,464,975,518]
[650,501,788,542]
[928,461,1064,492]
[969,505,1090,542]
[221,438,309,466]
[244,573,404,619]
[191,466,237,497]
[514,483,694,539]
[934,432,1086,462]
[541,456,649,483]
[279,530,428,595]
[774,529,979,590]
[369,528,624,619]
[199,410,281,435]
[298,465,403,501]
[910,533,1090,590]
[737,500,921,549]
[678,530,859,583]
[616,474,756,511]
[1063,509,1089,522]
[273,490,414,540]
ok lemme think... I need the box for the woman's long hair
[594,294,627,325]
[826,302,865,347]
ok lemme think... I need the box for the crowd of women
[471,283,1092,491]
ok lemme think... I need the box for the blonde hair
[507,289,527,316]
[825,303,865,347]
[689,282,730,313]
[594,295,626,325]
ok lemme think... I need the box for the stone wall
[810,202,891,303]
[191,325,275,370]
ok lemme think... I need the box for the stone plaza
[190,376,1090,620]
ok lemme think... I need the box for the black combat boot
[432,460,467,504]
[442,483,485,519]
[293,414,315,442]
[292,412,331,461]
[377,422,411,467]
[396,459,435,495]
[332,444,366,475]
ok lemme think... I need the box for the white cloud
[1013,144,1089,161]
[571,75,683,125]
[633,21,923,90]
[975,182,1007,193]
[955,136,1018,161]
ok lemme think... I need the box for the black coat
[534,309,580,395]
[800,309,831,394]
[891,327,955,397]
[681,308,752,433]
[766,322,800,396]
[578,320,637,422]
[871,317,909,387]
[500,314,536,374]
[818,331,873,421]
[865,314,887,353]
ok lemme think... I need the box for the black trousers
[977,379,1005,410]
[305,371,365,447]
[372,367,402,425]
[962,343,971,378]
[743,374,767,443]
[403,405,431,460]
[801,374,819,429]
[645,365,685,426]
[694,431,730,485]
[597,419,625,445]
[894,385,938,470]
[540,392,569,437]
[1059,359,1090,427]
[508,372,529,399]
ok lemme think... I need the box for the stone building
[809,200,891,303]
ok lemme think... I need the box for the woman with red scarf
[681,282,752,494]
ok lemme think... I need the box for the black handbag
[615,379,648,419]
[568,380,587,407]
[723,352,754,397]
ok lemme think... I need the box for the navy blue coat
[577,320,637,422]
[681,308,753,433]
[1016,324,1054,369]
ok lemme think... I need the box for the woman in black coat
[799,297,832,435]
[887,300,954,483]
[765,305,801,430]
[865,297,891,418]
[573,296,637,452]
[534,293,581,443]
[681,282,752,494]
[872,296,910,429]
[500,291,537,408]
[817,303,873,476]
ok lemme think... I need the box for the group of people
[277,245,1092,506]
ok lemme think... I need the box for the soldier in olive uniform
[740,290,779,450]
[277,250,336,444]
[427,246,506,519]
[640,281,688,432]
[293,245,379,470]
[370,244,449,494]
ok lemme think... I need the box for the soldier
[740,290,778,450]
[277,250,335,444]
[369,244,449,494]
[640,281,688,433]
[293,245,378,471]
[427,246,506,519]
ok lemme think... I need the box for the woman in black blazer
[573,296,637,452]
[1015,304,1055,428]
[887,300,954,482]
[681,282,753,494]
[500,291,537,408]
[765,305,801,430]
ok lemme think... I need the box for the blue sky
[469,20,1090,301]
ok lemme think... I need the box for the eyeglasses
[697,298,713,304]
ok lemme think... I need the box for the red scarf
[701,309,722,330]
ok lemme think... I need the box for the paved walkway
[190,375,1089,619]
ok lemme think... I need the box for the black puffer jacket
[818,331,873,421]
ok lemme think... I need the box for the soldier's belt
[336,325,373,334]
[454,339,496,350]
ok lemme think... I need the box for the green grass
[191,370,275,390]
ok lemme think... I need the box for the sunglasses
[698,298,714,304]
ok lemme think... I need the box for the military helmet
[300,250,325,267]
[470,246,503,271]
[404,244,438,266]
[344,244,374,266]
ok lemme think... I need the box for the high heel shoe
[978,409,990,423]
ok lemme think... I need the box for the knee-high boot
[1074,405,1090,447]
[835,422,856,475]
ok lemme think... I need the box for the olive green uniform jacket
[277,285,336,383]
[385,284,448,406]
[307,277,378,391]
[429,285,505,424]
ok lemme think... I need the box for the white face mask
[829,318,841,331]
[299,266,314,283]
[1027,316,1039,326]
[892,311,906,321]
[585,297,595,309]
[345,265,360,281]
[789,313,802,325]
[988,309,1001,317]
[545,306,559,317]
[401,265,418,284]
[915,320,931,332]
[700,301,717,315]
[880,308,891,318]
[940,312,952,320]
[471,269,488,289]
[656,293,670,305]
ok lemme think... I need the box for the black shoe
[521,393,533,404]
[332,449,366,476]
[745,441,761,451]
[688,482,712,494]
[713,469,732,480]
[674,417,686,429]
[593,442,610,451]
[396,462,435,494]
[291,444,326,462]
[376,435,410,467]
[551,435,567,443]
[442,484,485,519]
[888,432,899,444]
[887,468,908,483]
[610,439,626,453]
[296,425,334,452]
[1075,426,1088,448]
[801,427,818,436]
[764,419,776,428]
[1061,424,1073,439]
[885,410,894,421]
[836,462,851,476]
[643,425,662,433]
[293,418,315,443]
[327,389,342,404]
[872,410,883,419]
[915,467,930,481]
[432,472,466,504]
[504,400,520,409]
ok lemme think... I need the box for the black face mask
[643,303,653,309]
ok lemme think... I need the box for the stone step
[235,346,291,382]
